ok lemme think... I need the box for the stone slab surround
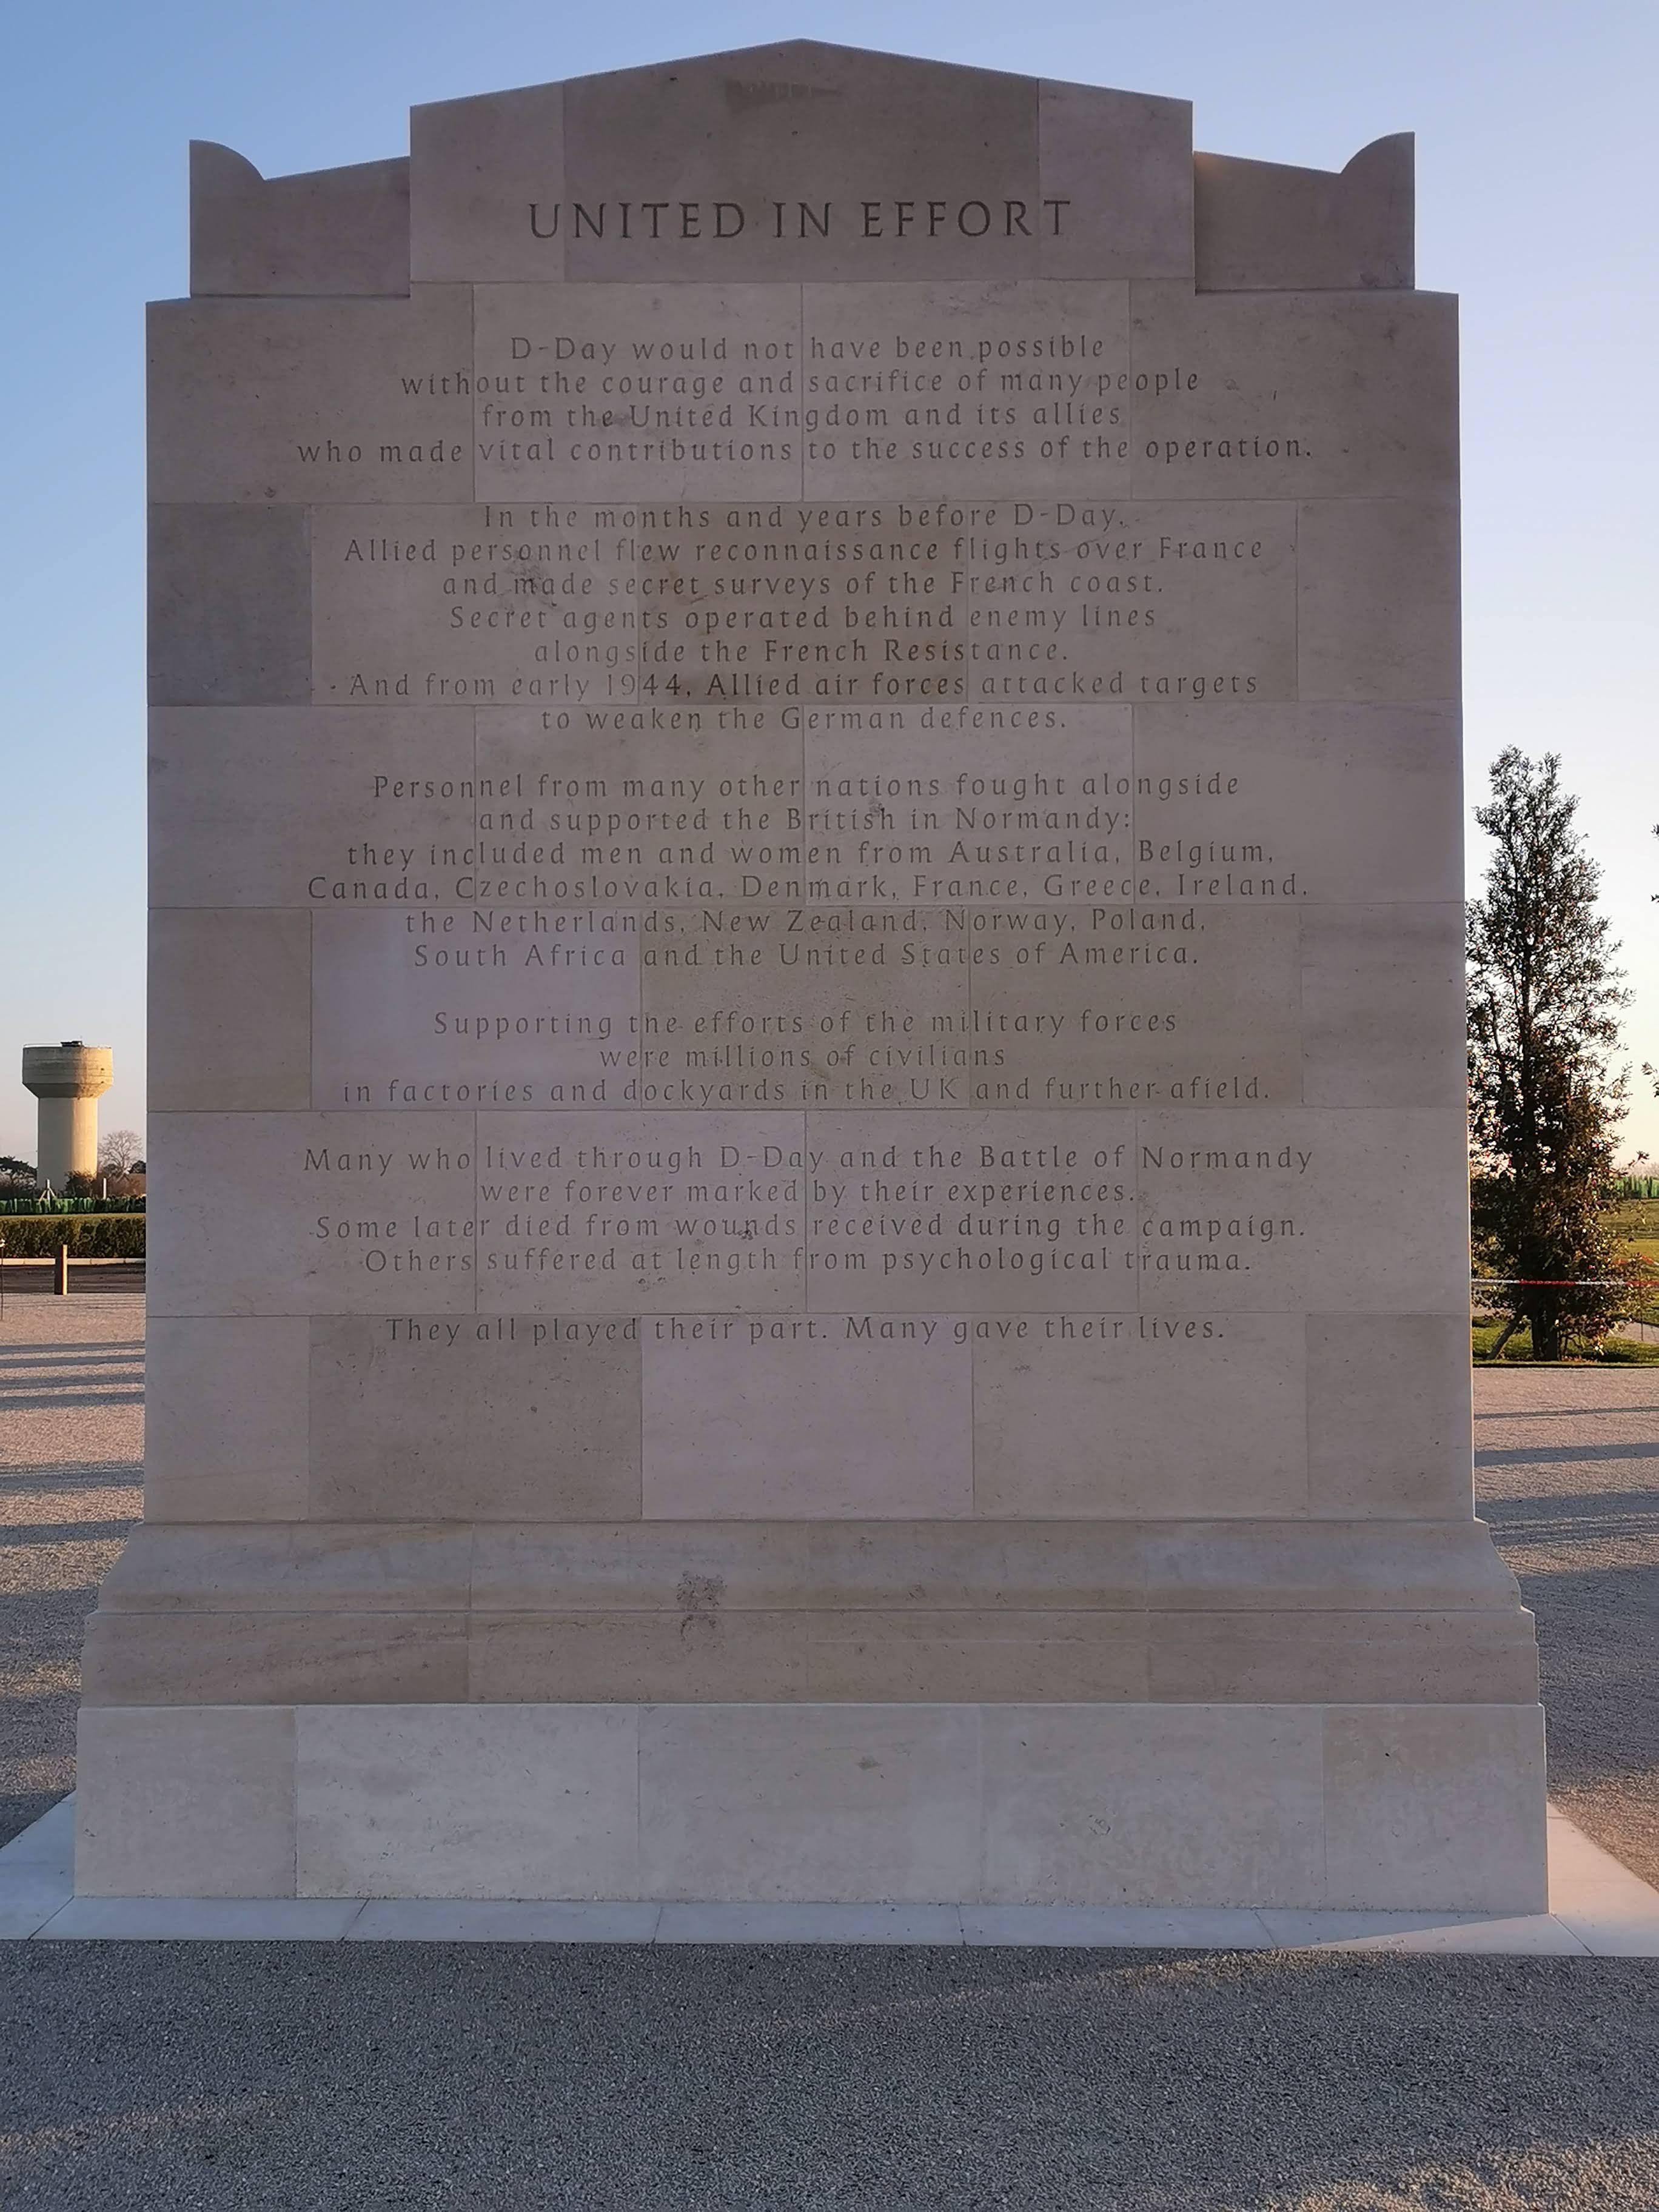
[92,41,1547,1909]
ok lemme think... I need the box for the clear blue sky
[4,0,1655,1161]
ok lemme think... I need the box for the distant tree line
[0,1128,145,1201]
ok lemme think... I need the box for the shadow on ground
[1,1946,1657,2210]
[1478,1378,1659,1889]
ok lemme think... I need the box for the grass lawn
[1472,1317,1659,1365]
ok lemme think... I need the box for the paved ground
[0,1293,141,1846]
[2,1297,1658,2210]
[1475,1367,1659,1886]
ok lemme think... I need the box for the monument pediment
[190,46,1415,301]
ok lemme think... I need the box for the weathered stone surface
[100,45,1543,1911]
[149,707,476,908]
[973,1312,1308,1517]
[308,1315,642,1520]
[411,83,564,284]
[561,44,1041,284]
[297,1705,640,1899]
[149,506,309,705]
[149,290,472,504]
[75,1699,1549,1908]
[148,908,311,1111]
[144,1317,310,1522]
[1298,499,1461,701]
[1128,285,1456,500]
[1037,80,1192,281]
[190,142,409,298]
[76,1708,297,1899]
[1194,134,1414,293]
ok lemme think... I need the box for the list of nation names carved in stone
[263,700,1450,916]
[309,902,1305,1112]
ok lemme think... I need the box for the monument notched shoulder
[1195,133,1415,293]
[190,139,410,299]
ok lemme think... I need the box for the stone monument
[82,44,1546,1908]
[22,1042,113,1191]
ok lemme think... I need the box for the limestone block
[1194,135,1414,293]
[953,499,1298,706]
[476,1109,806,1313]
[640,1312,972,1517]
[474,284,803,501]
[149,707,477,908]
[799,281,1132,498]
[1133,1518,1520,1614]
[1301,903,1465,1107]
[802,1611,1148,1701]
[76,1707,297,1898]
[309,906,638,1110]
[307,1314,642,1520]
[561,44,1041,282]
[149,505,310,705]
[149,908,310,1111]
[471,1612,807,1703]
[82,1610,468,1707]
[146,1110,477,1315]
[799,706,1135,906]
[1322,1705,1547,1911]
[309,503,637,712]
[973,1312,1307,1517]
[1129,285,1455,500]
[965,902,1304,1108]
[476,706,807,905]
[144,1316,309,1521]
[295,1704,640,1899]
[1134,1107,1469,1312]
[803,1108,1134,1312]
[468,1522,815,1615]
[1147,1611,1538,1704]
[149,290,472,504]
[90,1521,473,1612]
[1305,1314,1473,1520]
[1298,500,1460,702]
[1037,80,1193,281]
[637,905,969,1111]
[638,1703,982,1900]
[1130,703,1462,905]
[979,1703,1323,1905]
[190,141,409,299]
[411,82,565,283]
[642,515,960,706]
[466,1518,1124,1620]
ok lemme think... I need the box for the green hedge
[0,1195,145,1215]
[0,1215,146,1258]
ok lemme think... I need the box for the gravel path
[0,1295,142,1846]
[4,1301,1658,2210]
[2,1945,1658,2210]
[1475,1368,1659,1886]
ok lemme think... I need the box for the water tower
[21,1042,113,1191]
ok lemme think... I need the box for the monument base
[76,1701,1547,1911]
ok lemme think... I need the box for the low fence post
[53,1243,69,1296]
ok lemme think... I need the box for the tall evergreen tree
[1467,749,1629,1359]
